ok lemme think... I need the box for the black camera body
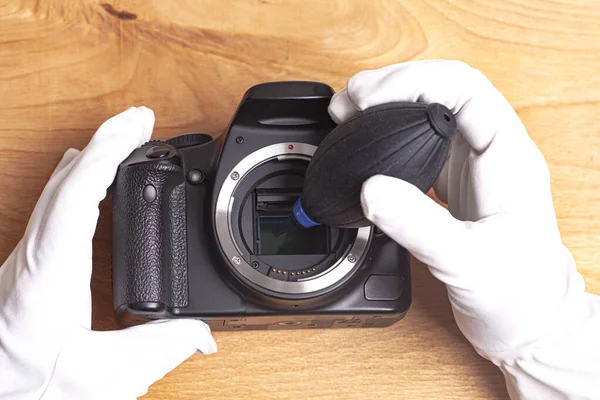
[112,82,411,331]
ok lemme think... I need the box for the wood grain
[2,0,600,398]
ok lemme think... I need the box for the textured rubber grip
[112,162,188,309]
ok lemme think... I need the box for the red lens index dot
[288,144,294,150]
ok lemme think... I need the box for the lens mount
[215,142,372,297]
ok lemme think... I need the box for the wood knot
[101,3,137,20]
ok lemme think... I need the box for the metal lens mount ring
[215,142,372,295]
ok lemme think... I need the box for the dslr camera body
[112,81,411,331]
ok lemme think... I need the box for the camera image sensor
[226,157,359,289]
[258,217,328,255]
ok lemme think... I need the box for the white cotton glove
[0,107,217,400]
[329,60,600,399]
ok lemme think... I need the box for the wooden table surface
[2,1,600,399]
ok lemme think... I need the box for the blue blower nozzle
[272,197,320,237]
[292,197,319,228]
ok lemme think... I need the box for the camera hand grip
[112,162,188,310]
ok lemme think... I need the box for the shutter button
[146,145,171,159]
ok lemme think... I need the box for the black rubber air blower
[274,101,457,236]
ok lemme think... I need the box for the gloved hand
[0,107,217,400]
[329,60,600,399]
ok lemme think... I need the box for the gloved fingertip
[135,106,155,122]
[346,70,378,111]
[134,106,156,144]
[196,321,218,355]
[360,175,403,222]
[90,106,155,149]
[148,319,218,355]
[50,148,81,179]
[328,88,357,124]
[63,148,81,159]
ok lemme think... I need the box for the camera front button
[187,169,205,184]
[142,185,157,203]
